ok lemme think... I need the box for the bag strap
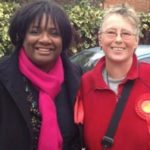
[101,80,135,150]
[78,124,86,150]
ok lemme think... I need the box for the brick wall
[55,0,150,12]
[104,0,150,12]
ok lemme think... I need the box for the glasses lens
[105,31,116,38]
[102,30,135,40]
[121,32,133,40]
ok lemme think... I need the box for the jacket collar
[90,54,139,89]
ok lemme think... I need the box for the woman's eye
[50,30,60,36]
[122,32,131,36]
[105,31,116,37]
[29,28,40,34]
[107,31,116,35]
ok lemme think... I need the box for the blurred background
[0,0,149,56]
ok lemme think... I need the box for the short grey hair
[99,4,140,36]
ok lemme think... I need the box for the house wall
[104,0,150,12]
[55,0,150,12]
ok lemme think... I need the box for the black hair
[8,0,73,51]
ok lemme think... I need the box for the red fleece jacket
[75,55,150,150]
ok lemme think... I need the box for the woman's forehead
[30,14,57,28]
[102,14,135,30]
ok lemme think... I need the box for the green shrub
[139,12,150,44]
[65,0,104,54]
[0,2,19,56]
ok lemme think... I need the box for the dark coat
[0,51,82,150]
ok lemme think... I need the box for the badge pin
[136,93,150,133]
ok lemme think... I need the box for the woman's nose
[39,32,51,43]
[115,33,123,42]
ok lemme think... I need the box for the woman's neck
[105,58,133,79]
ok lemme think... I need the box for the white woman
[75,4,150,150]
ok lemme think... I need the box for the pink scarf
[19,48,64,150]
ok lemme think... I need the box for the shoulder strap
[78,124,86,150]
[101,80,135,150]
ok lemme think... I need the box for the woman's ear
[98,32,102,47]
[134,36,139,50]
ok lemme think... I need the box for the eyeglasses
[100,30,137,40]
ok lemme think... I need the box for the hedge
[0,2,19,56]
